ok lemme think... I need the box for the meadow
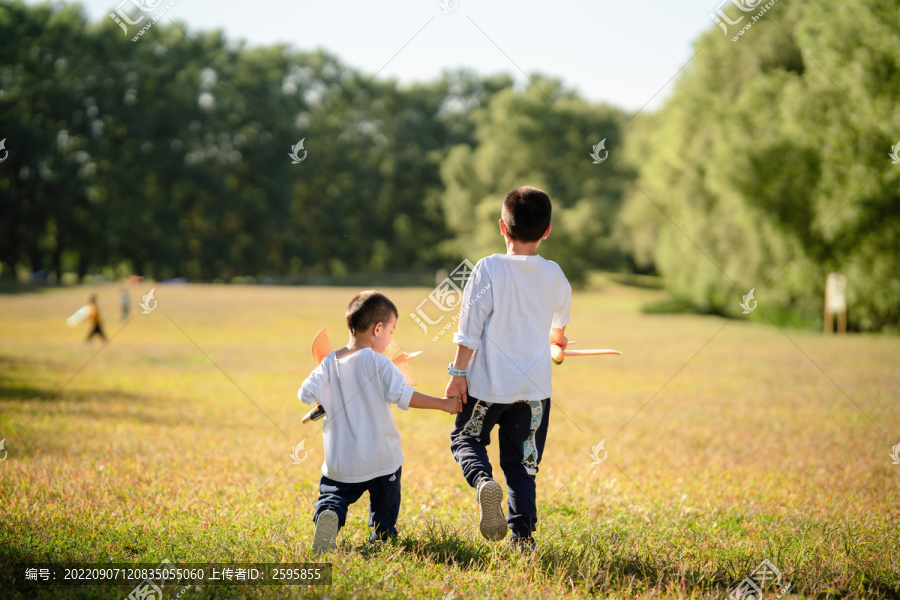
[0,280,898,599]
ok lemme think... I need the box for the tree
[618,0,900,330]
[439,77,629,283]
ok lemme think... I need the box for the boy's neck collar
[504,237,543,256]
[504,243,541,256]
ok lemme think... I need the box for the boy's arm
[550,274,572,350]
[447,260,491,404]
[451,260,492,353]
[373,352,453,412]
[298,366,323,406]
[444,345,474,404]
[409,390,461,415]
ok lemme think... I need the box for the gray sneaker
[312,509,339,554]
[475,478,508,541]
[509,535,536,552]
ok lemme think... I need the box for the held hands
[440,395,463,414]
[445,376,468,406]
[410,390,462,414]
[443,376,466,414]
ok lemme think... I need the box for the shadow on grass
[0,355,203,433]
[0,522,156,600]
[0,355,63,402]
[0,354,154,403]
[393,520,488,568]
[366,518,900,599]
[387,524,734,596]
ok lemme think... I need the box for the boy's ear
[372,321,383,336]
[499,218,508,237]
[542,223,552,240]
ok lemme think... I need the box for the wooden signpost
[824,273,847,334]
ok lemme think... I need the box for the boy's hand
[441,396,462,414]
[550,330,568,351]
[445,376,467,405]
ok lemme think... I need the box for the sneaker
[509,535,536,551]
[475,478,508,541]
[367,530,398,544]
[312,509,339,554]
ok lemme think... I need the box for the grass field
[1,281,898,599]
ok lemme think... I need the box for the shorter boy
[299,290,460,553]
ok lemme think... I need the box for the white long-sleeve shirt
[299,348,414,483]
[453,254,572,403]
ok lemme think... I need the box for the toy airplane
[66,305,90,327]
[302,328,422,423]
[550,342,622,364]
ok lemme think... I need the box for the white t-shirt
[453,254,571,403]
[298,348,414,483]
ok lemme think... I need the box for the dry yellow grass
[1,281,898,599]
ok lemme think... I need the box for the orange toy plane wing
[303,329,422,423]
[311,328,333,365]
[383,338,420,386]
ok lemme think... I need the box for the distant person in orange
[85,294,106,342]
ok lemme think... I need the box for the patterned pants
[450,396,550,537]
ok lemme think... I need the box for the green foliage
[618,0,900,331]
[2,0,897,332]
[0,2,506,281]
[439,78,630,284]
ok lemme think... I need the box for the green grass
[1,283,898,599]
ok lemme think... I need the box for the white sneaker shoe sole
[477,480,508,541]
[312,509,339,554]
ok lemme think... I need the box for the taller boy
[445,186,572,548]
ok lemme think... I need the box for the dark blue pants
[450,396,550,538]
[313,466,402,539]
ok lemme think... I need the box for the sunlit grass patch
[1,282,898,598]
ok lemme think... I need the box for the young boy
[299,290,460,553]
[445,186,571,549]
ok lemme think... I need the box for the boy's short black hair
[345,290,398,335]
[501,186,552,242]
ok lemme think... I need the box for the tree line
[617,0,899,332]
[0,0,897,331]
